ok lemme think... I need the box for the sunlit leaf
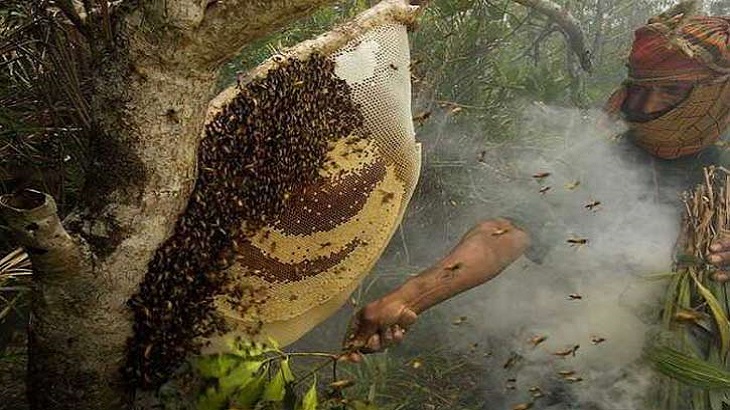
[300,376,318,410]
[230,371,267,409]
[194,353,243,379]
[262,361,292,402]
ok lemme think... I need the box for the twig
[511,0,592,72]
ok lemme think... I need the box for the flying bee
[452,316,467,325]
[567,293,583,300]
[590,335,606,345]
[558,370,576,377]
[539,186,552,195]
[413,111,432,125]
[492,228,510,236]
[529,386,544,398]
[553,345,580,357]
[565,180,581,190]
[585,200,602,211]
[503,352,522,369]
[529,335,547,347]
[533,172,551,179]
[329,379,355,390]
[389,63,398,70]
[564,376,583,383]
[567,237,588,248]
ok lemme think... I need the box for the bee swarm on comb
[124,54,367,388]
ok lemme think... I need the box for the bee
[590,335,606,345]
[568,293,583,300]
[449,106,463,115]
[503,352,522,369]
[529,386,544,398]
[565,180,581,190]
[478,150,487,163]
[163,108,180,124]
[533,172,551,179]
[388,63,398,70]
[513,403,533,410]
[558,370,576,376]
[553,345,580,357]
[452,316,467,325]
[413,111,432,125]
[329,379,355,390]
[539,186,552,195]
[585,200,602,211]
[381,190,395,204]
[567,237,588,248]
[529,335,547,347]
[492,228,510,236]
[564,376,583,383]
[411,359,423,369]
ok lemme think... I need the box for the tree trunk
[0,1,338,408]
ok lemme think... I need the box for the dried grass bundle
[651,166,730,410]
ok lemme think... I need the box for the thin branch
[512,0,592,72]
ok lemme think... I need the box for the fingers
[711,238,730,253]
[712,270,730,283]
[708,251,730,266]
[343,324,409,359]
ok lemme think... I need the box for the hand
[341,295,418,362]
[708,234,730,282]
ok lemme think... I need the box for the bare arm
[342,218,529,359]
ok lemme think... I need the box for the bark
[513,0,593,72]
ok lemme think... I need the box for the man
[345,10,730,359]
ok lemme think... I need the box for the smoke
[292,104,690,409]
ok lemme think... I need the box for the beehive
[126,0,421,388]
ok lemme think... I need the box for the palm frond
[649,347,730,390]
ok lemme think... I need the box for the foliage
[184,338,381,410]
[649,167,730,410]
[0,1,93,219]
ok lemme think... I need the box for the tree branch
[512,0,592,72]
[0,190,123,409]
[161,0,418,70]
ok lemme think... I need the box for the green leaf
[300,376,318,410]
[195,385,228,410]
[648,346,730,390]
[690,271,730,356]
[231,371,267,409]
[194,353,243,379]
[219,360,266,393]
[262,360,294,402]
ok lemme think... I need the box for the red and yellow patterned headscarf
[605,15,730,159]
